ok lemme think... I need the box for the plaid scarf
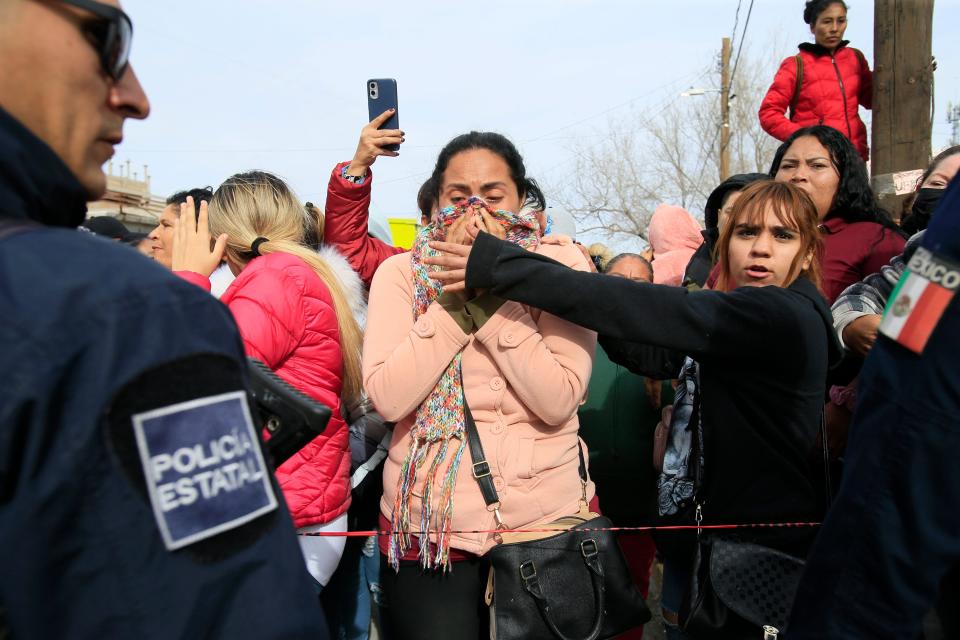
[389,197,540,571]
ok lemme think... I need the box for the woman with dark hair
[900,145,960,235]
[759,0,873,161]
[362,131,597,639]
[428,180,841,638]
[770,125,905,302]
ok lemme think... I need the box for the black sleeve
[467,232,801,363]
[599,334,686,379]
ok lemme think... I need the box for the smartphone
[366,78,400,152]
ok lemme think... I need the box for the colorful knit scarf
[389,197,541,571]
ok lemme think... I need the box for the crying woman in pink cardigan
[362,135,597,588]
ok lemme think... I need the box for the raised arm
[323,112,406,288]
[463,232,806,364]
[324,161,405,287]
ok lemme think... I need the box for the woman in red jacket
[759,0,872,161]
[171,172,364,591]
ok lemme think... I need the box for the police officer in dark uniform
[788,175,960,639]
[0,1,327,637]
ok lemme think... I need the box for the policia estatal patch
[105,354,280,559]
[132,390,277,550]
[880,246,959,354]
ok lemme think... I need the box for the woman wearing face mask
[171,172,365,593]
[429,180,840,638]
[770,125,905,303]
[362,132,596,639]
[900,146,960,236]
[832,146,960,358]
[759,0,872,161]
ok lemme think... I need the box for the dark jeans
[378,554,490,640]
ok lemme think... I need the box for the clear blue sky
[119,0,960,236]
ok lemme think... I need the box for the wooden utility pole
[871,0,935,217]
[720,37,732,182]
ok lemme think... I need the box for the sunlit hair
[209,171,363,402]
[716,180,823,292]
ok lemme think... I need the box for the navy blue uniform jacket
[0,107,327,638]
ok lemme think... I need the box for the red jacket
[760,42,872,161]
[820,217,905,303]
[324,161,405,288]
[177,252,351,528]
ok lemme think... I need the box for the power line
[730,0,743,47]
[522,67,709,145]
[534,70,711,180]
[728,0,756,93]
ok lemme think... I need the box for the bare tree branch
[553,46,779,249]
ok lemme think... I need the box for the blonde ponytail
[208,171,364,403]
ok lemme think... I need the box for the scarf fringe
[387,435,467,572]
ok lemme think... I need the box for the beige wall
[87,166,164,233]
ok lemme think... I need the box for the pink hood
[648,204,703,286]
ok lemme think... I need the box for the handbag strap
[463,388,500,510]
[462,380,588,521]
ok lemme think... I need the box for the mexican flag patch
[880,246,959,354]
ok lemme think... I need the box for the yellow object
[387,218,419,250]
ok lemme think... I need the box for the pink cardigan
[363,242,597,556]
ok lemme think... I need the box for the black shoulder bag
[680,415,832,637]
[463,397,651,640]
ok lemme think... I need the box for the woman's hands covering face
[445,201,507,246]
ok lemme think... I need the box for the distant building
[86,160,165,233]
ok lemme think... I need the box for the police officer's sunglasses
[53,0,133,81]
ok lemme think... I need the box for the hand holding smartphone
[347,79,403,177]
[367,78,400,151]
[346,79,403,178]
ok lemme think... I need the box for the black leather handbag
[679,417,832,637]
[681,535,805,636]
[463,401,651,640]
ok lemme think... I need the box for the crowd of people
[2,0,959,639]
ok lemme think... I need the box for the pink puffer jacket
[177,252,351,528]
